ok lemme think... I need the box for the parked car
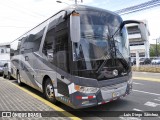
[131,58,136,65]
[0,64,3,75]
[3,62,12,79]
[151,58,160,65]
[139,58,151,65]
[0,60,9,75]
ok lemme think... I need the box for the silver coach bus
[10,5,146,109]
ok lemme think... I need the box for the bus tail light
[76,95,96,100]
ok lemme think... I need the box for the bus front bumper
[71,82,132,109]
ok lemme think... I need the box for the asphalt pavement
[57,72,160,120]
[0,72,160,120]
[133,71,160,79]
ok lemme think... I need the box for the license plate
[112,92,119,98]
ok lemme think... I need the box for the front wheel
[17,72,23,86]
[44,78,57,104]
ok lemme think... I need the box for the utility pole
[156,38,158,57]
[157,37,160,57]
[75,0,77,5]
[57,0,83,5]
[153,38,159,57]
[75,0,83,5]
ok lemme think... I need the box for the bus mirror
[120,20,148,41]
[138,23,148,41]
[70,12,80,43]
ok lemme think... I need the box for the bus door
[55,16,70,98]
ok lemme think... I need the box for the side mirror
[119,20,148,41]
[70,12,80,43]
[138,23,148,41]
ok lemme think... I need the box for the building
[0,42,10,61]
[126,20,150,58]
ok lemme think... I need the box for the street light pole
[56,1,70,5]
[57,0,82,5]
[75,0,77,5]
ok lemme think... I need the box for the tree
[150,44,160,57]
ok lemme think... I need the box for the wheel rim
[46,84,54,99]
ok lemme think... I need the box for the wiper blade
[96,36,114,73]
[115,48,129,70]
[96,51,111,73]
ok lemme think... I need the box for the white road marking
[133,82,144,85]
[133,89,160,96]
[154,99,160,102]
[144,101,160,107]
[133,108,143,111]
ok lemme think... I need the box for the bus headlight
[75,85,99,93]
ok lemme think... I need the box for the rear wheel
[44,78,57,104]
[17,72,23,86]
[8,72,11,80]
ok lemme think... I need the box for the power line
[119,3,160,15]
[0,1,45,18]
[115,0,160,15]
[7,0,46,18]
[0,26,31,28]
[0,16,40,24]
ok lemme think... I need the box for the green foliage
[150,44,160,57]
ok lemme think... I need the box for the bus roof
[11,5,121,43]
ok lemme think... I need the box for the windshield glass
[71,11,130,80]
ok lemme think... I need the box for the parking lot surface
[0,77,74,120]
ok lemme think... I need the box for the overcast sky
[0,0,160,44]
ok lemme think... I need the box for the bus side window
[43,23,56,63]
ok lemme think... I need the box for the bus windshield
[71,11,130,80]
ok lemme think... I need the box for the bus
[10,5,146,109]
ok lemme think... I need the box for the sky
[0,0,160,44]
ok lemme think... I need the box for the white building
[126,20,150,58]
[0,42,10,61]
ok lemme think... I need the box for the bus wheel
[8,72,11,80]
[3,73,6,78]
[44,78,57,104]
[17,72,23,86]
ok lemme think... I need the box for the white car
[3,62,12,80]
[151,58,160,65]
[0,60,9,75]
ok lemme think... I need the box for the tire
[8,72,11,80]
[17,72,23,86]
[44,78,57,104]
[3,73,6,78]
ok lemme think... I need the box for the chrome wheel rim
[46,84,54,99]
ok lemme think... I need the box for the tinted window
[10,39,21,56]
[43,11,69,72]
[23,22,47,53]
